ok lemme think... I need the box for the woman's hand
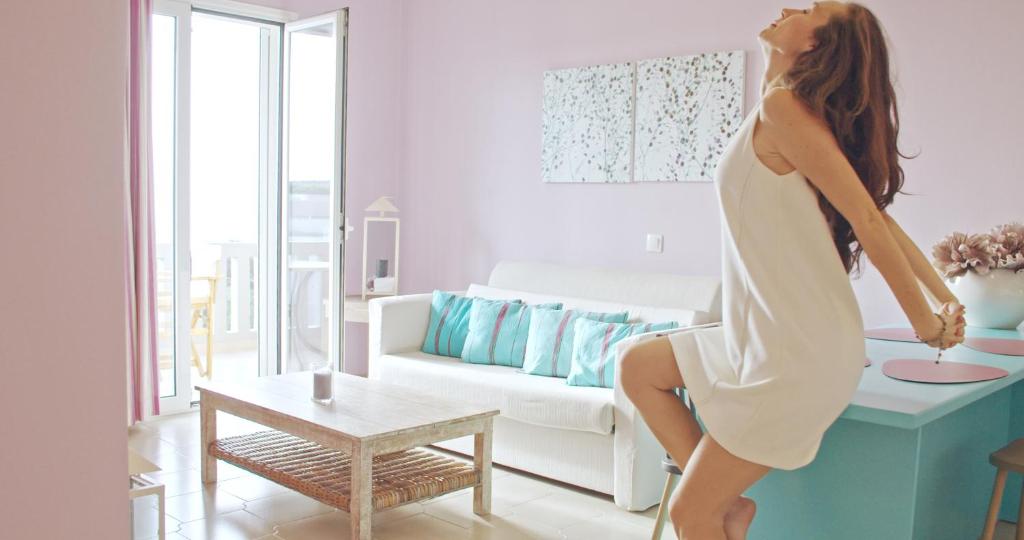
[917,300,966,349]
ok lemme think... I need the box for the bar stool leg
[982,469,1008,540]
[652,474,679,540]
[1016,476,1024,540]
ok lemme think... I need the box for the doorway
[151,1,348,413]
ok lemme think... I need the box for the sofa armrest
[611,322,722,510]
[368,293,435,378]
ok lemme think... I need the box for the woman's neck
[760,47,795,97]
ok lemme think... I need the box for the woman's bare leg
[620,336,704,469]
[671,433,771,539]
[620,336,759,539]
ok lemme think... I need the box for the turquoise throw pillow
[461,299,563,367]
[421,291,520,358]
[522,307,629,377]
[566,319,679,388]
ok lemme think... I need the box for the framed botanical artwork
[634,51,745,182]
[541,50,744,184]
[541,62,634,183]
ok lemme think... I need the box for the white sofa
[367,260,722,510]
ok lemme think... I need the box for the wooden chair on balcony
[157,261,221,379]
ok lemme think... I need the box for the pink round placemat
[882,358,1008,384]
[963,337,1024,356]
[864,328,920,343]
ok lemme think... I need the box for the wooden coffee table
[196,372,498,540]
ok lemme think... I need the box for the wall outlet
[646,233,663,253]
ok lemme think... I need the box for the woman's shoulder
[760,87,809,123]
[758,86,829,140]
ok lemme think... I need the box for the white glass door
[153,0,192,413]
[281,11,348,373]
[153,0,283,413]
[189,10,281,399]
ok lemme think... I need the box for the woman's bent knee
[619,337,684,396]
[618,344,646,398]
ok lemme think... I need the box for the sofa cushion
[421,290,521,358]
[522,307,629,378]
[461,298,563,367]
[375,350,615,435]
[466,283,698,325]
[567,319,680,388]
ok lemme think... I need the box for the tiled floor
[130,411,1020,540]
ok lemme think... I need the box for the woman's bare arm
[759,88,945,342]
[879,210,958,309]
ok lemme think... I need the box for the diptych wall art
[542,50,744,183]
[541,62,634,183]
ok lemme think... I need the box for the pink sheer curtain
[126,0,159,423]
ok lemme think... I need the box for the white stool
[129,448,165,540]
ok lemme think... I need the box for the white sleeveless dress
[668,100,866,471]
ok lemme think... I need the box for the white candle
[313,367,333,402]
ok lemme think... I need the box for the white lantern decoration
[361,196,400,301]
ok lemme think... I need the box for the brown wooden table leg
[200,393,217,484]
[474,418,493,516]
[350,443,373,540]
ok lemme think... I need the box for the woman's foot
[722,496,756,540]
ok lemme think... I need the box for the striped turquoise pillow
[421,291,521,358]
[566,319,679,388]
[522,307,629,377]
[461,299,563,367]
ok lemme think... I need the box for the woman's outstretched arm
[879,210,959,309]
[760,87,963,347]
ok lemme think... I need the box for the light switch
[646,233,663,253]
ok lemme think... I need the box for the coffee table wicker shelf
[210,430,480,512]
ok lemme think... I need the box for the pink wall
[394,0,1024,328]
[0,1,129,538]
[283,0,1024,348]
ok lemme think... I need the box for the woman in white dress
[619,2,968,539]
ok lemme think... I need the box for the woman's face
[759,1,847,55]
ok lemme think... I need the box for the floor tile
[422,490,513,528]
[463,513,566,540]
[151,468,205,497]
[217,473,291,501]
[244,491,335,525]
[176,509,273,540]
[560,513,654,540]
[139,533,190,540]
[373,513,471,540]
[503,488,607,530]
[148,449,201,474]
[164,488,247,523]
[272,511,350,540]
[130,433,182,459]
[214,461,248,481]
[372,502,425,526]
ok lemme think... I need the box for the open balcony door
[280,10,348,374]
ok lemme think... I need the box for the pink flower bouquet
[931,221,1024,279]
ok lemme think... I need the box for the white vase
[947,268,1024,329]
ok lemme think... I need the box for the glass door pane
[153,12,178,398]
[190,12,266,391]
[282,12,346,373]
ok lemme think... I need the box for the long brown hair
[784,2,911,276]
